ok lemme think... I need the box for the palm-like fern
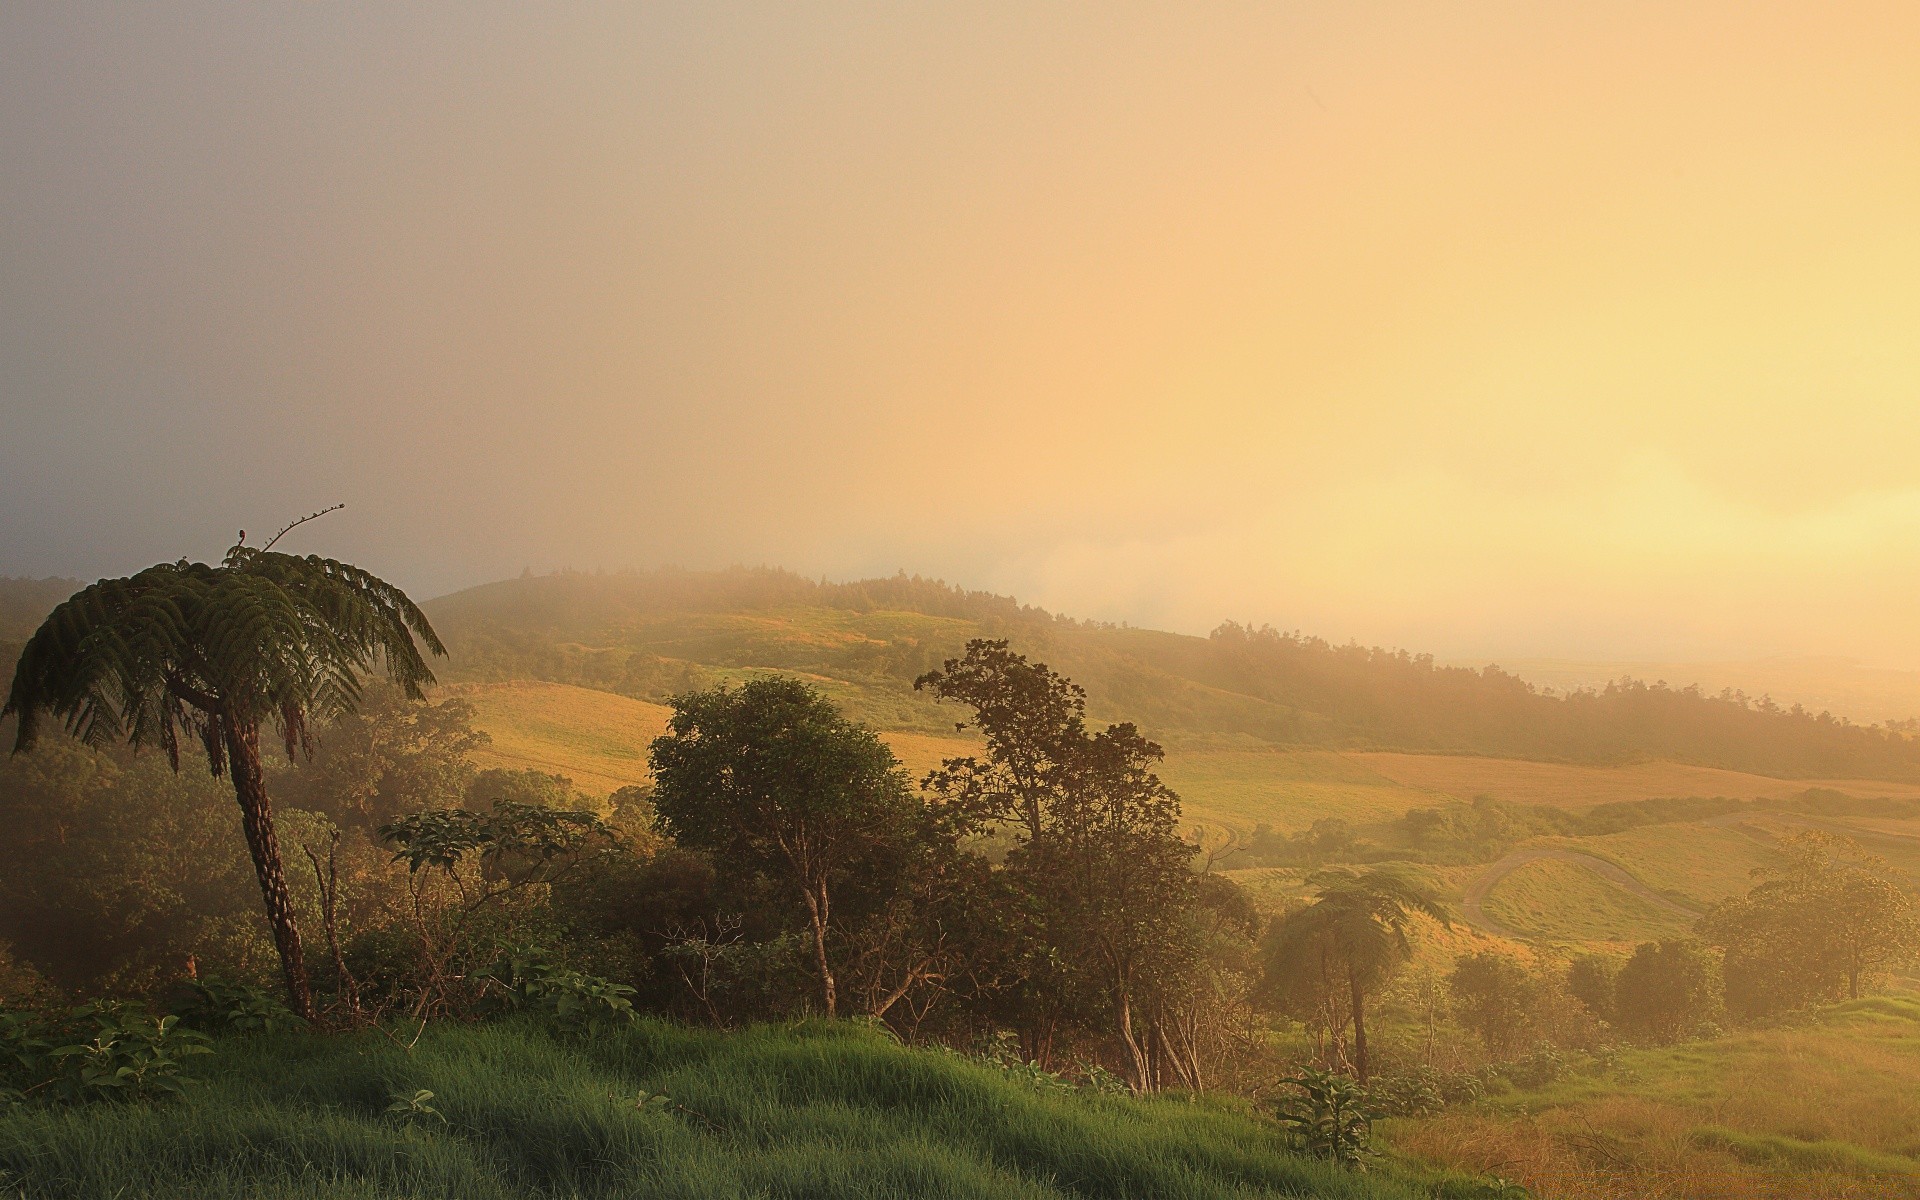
[1262,867,1450,1084]
[4,541,445,1021]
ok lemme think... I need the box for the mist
[6,3,1920,666]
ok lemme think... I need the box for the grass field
[0,1019,1489,1200]
[454,681,979,797]
[448,678,1920,962]
[1387,998,1920,1200]
[1480,857,1695,946]
[1347,752,1920,809]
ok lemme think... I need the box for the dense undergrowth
[0,1018,1502,1200]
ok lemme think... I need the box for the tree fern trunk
[1348,963,1369,1086]
[224,720,315,1022]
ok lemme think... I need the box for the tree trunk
[799,879,837,1018]
[224,719,316,1023]
[1348,962,1369,1086]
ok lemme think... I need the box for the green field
[1480,857,1695,946]
[1388,998,1920,1200]
[0,1019,1485,1200]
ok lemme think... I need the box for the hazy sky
[5,3,1920,666]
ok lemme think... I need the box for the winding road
[1460,847,1702,939]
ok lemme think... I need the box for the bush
[488,952,636,1037]
[1271,1066,1376,1167]
[0,1003,210,1106]
[171,978,303,1036]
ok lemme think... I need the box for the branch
[262,503,346,552]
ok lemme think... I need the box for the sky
[4,3,1920,667]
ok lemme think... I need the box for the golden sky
[3,3,1919,665]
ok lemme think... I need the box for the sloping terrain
[0,1019,1473,1200]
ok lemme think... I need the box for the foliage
[1271,1066,1376,1167]
[3,542,445,1022]
[1566,954,1619,1023]
[1613,939,1721,1045]
[0,1019,1464,1199]
[1701,831,1920,1018]
[650,677,937,1020]
[1258,868,1449,1084]
[0,1003,210,1106]
[172,978,302,1036]
[0,742,267,995]
[487,951,636,1037]
[381,798,613,875]
[1448,952,1536,1059]
[918,640,1211,1091]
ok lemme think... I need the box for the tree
[1702,832,1920,1018]
[1448,951,1536,1058]
[1613,939,1720,1044]
[4,537,443,1021]
[1258,868,1448,1084]
[648,677,924,1018]
[917,640,1201,1089]
[1566,953,1619,1023]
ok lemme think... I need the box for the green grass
[1390,998,1920,1198]
[1479,857,1693,945]
[0,1019,1487,1199]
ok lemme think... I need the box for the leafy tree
[649,677,925,1018]
[917,640,1201,1089]
[1447,951,1536,1058]
[914,639,1089,842]
[273,685,484,830]
[1613,939,1720,1044]
[4,538,444,1020]
[1702,832,1920,1017]
[1566,953,1619,1023]
[1258,868,1448,1084]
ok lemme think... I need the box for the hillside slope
[0,1019,1482,1200]
[421,568,1920,780]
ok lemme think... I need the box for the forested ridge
[6,568,1918,780]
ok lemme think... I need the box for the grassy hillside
[418,568,1920,781]
[1389,997,1920,1200]
[0,1019,1489,1200]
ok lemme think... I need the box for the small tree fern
[4,525,444,1021]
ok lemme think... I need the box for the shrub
[172,978,303,1036]
[488,951,636,1036]
[1271,1066,1376,1167]
[0,1003,210,1106]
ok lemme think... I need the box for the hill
[419,568,1920,780]
[8,567,1918,779]
[0,1018,1486,1200]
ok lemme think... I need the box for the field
[1387,998,1920,1200]
[1346,752,1920,809]
[1478,856,1695,945]
[454,681,979,796]
[0,1019,1481,1200]
[452,679,1920,953]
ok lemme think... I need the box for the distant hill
[6,568,1919,780]
[420,568,1920,782]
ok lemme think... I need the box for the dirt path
[1461,847,1702,939]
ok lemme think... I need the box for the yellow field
[451,681,977,797]
[1349,751,1920,808]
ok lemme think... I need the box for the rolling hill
[12,567,1920,953]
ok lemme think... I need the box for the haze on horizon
[4,3,1919,671]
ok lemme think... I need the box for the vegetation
[1257,869,1450,1083]
[11,567,1920,1198]
[404,569,1920,779]
[1702,831,1920,1016]
[0,1019,1499,1200]
[3,540,444,1020]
